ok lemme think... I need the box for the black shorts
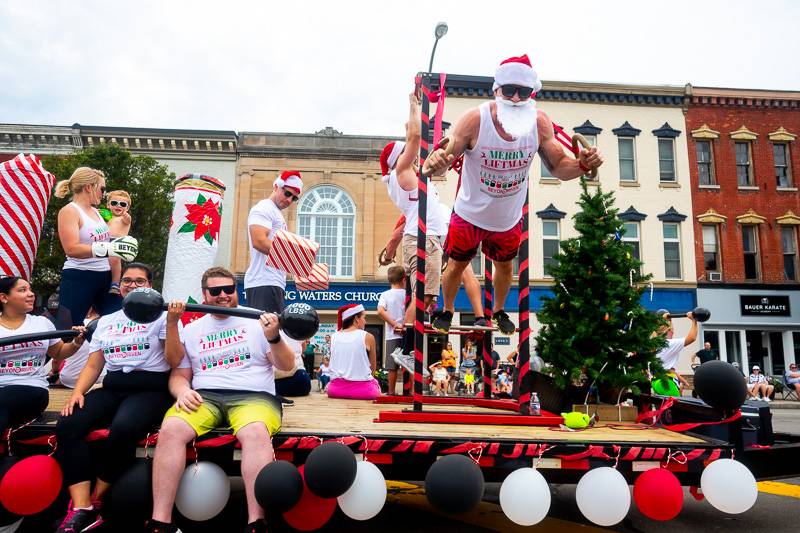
[245,286,285,313]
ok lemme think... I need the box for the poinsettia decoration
[179,193,222,245]
[180,296,206,326]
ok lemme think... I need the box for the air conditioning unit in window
[707,272,722,282]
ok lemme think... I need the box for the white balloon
[575,467,630,526]
[701,459,758,514]
[337,461,387,521]
[175,461,231,522]
[499,468,551,526]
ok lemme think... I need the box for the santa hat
[492,54,541,93]
[379,141,406,178]
[274,170,303,193]
[337,303,365,330]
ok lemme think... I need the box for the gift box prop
[265,230,320,278]
[295,263,329,291]
[162,174,226,325]
[0,154,56,279]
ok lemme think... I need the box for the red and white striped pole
[482,258,493,398]
[515,192,532,413]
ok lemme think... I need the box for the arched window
[297,185,355,278]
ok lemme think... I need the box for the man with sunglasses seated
[244,170,303,314]
[426,54,604,335]
[147,267,296,533]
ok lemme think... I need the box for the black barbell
[657,307,711,323]
[122,289,319,341]
[0,318,99,348]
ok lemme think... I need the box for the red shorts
[444,212,522,263]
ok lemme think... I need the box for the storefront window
[725,331,743,369]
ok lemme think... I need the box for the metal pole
[414,74,431,412]
[514,192,531,413]
[428,37,440,74]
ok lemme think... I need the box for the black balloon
[108,459,153,519]
[0,456,20,526]
[425,454,484,515]
[254,460,303,512]
[304,442,357,498]
[693,360,748,411]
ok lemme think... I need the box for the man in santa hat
[425,54,604,335]
[244,170,303,313]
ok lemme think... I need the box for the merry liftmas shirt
[455,101,539,232]
[178,313,275,394]
[88,310,172,373]
[0,315,59,389]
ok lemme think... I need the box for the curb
[769,402,800,410]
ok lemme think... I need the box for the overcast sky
[1,0,798,138]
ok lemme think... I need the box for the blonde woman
[54,167,138,327]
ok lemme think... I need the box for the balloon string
[349,434,369,461]
[5,416,38,457]
[663,448,687,466]
[467,443,485,465]
[535,445,556,469]
[611,445,621,469]
[143,432,152,460]
[191,438,198,470]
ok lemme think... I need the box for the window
[542,220,560,277]
[297,185,355,278]
[582,135,597,147]
[741,225,760,280]
[618,138,636,181]
[735,142,753,186]
[696,140,715,185]
[702,224,720,272]
[622,222,640,271]
[658,138,676,182]
[782,226,798,281]
[662,223,682,279]
[774,143,792,187]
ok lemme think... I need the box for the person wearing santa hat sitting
[326,304,381,400]
[244,170,303,315]
[425,54,604,335]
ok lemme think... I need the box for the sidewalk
[768,399,800,410]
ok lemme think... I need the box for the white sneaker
[763,397,771,402]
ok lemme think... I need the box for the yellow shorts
[164,389,283,437]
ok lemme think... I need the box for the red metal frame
[375,409,563,426]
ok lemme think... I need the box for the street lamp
[428,22,448,73]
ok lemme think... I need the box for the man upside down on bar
[426,54,604,335]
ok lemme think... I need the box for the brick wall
[686,103,800,284]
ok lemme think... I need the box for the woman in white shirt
[327,304,380,400]
[0,276,86,435]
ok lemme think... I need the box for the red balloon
[633,468,683,521]
[0,455,63,515]
[283,465,337,531]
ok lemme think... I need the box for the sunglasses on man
[500,85,534,99]
[109,200,129,208]
[205,285,236,297]
[283,189,300,202]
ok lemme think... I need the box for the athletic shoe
[391,349,430,378]
[763,397,771,402]
[492,310,516,335]
[474,317,490,328]
[431,310,454,333]
[244,519,268,533]
[56,507,99,533]
[144,520,183,533]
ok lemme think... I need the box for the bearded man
[426,54,604,334]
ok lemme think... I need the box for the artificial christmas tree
[535,180,667,401]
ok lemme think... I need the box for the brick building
[686,86,800,374]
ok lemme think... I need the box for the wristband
[579,161,591,173]
[267,334,282,344]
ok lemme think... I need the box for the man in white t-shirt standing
[244,170,304,314]
[653,309,697,393]
[148,267,295,533]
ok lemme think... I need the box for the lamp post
[428,22,448,73]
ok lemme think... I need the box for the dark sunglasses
[109,200,129,208]
[205,285,236,296]
[500,85,534,99]
[283,189,300,202]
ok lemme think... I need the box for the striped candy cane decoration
[515,192,532,413]
[482,258,493,398]
[0,154,56,279]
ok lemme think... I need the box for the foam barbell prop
[660,307,711,323]
[0,318,98,348]
[122,289,319,340]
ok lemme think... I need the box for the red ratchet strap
[421,73,448,146]
[636,396,743,433]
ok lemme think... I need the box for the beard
[495,97,537,139]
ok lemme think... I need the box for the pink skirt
[327,377,381,400]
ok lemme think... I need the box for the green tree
[535,179,667,393]
[34,144,175,297]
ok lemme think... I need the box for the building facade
[685,87,800,375]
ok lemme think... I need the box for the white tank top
[329,329,372,381]
[62,202,111,272]
[455,102,539,232]
[384,170,449,237]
